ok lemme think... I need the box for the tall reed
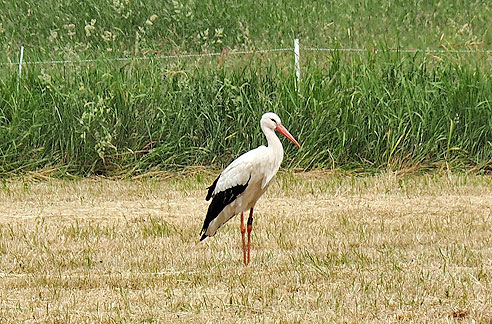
[1,51,491,176]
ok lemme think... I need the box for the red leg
[240,212,246,265]
[246,208,254,265]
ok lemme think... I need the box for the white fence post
[294,38,300,91]
[17,44,24,91]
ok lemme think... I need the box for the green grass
[1,1,492,176]
[1,0,491,59]
[1,51,492,176]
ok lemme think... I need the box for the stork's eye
[270,118,277,124]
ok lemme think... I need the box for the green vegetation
[0,1,491,176]
[1,0,490,57]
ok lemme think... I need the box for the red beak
[275,123,300,147]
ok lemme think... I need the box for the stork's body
[200,112,300,265]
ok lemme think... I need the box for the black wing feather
[200,176,250,241]
[205,175,220,201]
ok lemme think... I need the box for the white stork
[200,112,300,265]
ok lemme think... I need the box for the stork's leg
[240,212,246,265]
[246,208,254,265]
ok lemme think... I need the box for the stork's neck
[262,125,284,166]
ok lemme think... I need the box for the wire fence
[0,47,295,66]
[3,38,492,92]
[304,47,492,54]
[2,40,491,67]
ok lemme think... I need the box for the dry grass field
[1,171,492,323]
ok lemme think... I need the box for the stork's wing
[206,146,268,200]
[200,175,250,240]
[200,146,267,240]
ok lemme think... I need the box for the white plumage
[203,146,275,236]
[200,112,300,265]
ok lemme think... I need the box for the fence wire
[0,47,293,66]
[305,47,492,54]
[1,45,491,67]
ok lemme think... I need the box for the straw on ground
[1,172,492,323]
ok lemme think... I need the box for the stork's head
[261,112,300,147]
